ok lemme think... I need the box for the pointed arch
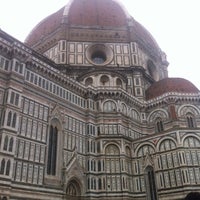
[147,109,168,123]
[12,112,17,128]
[186,113,196,128]
[5,160,10,176]
[66,179,82,197]
[7,111,12,126]
[47,118,62,176]
[155,117,164,133]
[116,78,122,87]
[0,159,5,174]
[47,125,58,175]
[145,166,158,200]
[8,137,13,152]
[130,109,140,121]
[178,104,200,117]
[3,136,8,151]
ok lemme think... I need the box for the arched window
[137,145,155,157]
[9,137,13,152]
[116,78,122,87]
[103,101,117,112]
[10,91,15,104]
[186,113,196,128]
[47,125,58,175]
[66,180,81,197]
[85,77,93,86]
[156,118,164,133]
[105,144,120,155]
[100,75,109,86]
[7,111,12,126]
[5,160,10,176]
[130,109,140,121]
[184,136,200,148]
[145,166,158,200]
[0,159,5,174]
[12,113,17,128]
[159,139,176,152]
[3,136,8,151]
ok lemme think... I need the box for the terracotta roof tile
[146,78,199,100]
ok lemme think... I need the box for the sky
[0,0,199,90]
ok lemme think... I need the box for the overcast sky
[0,0,199,89]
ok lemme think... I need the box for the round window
[86,44,113,66]
[91,51,106,64]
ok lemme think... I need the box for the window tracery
[103,101,117,112]
[47,125,58,175]
[186,113,196,128]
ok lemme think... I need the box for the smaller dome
[146,78,199,100]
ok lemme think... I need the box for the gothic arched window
[12,113,17,128]
[156,118,164,133]
[7,111,12,126]
[8,137,13,152]
[186,113,196,128]
[184,136,200,148]
[66,180,81,196]
[3,136,8,151]
[0,159,5,174]
[5,160,10,176]
[130,109,140,121]
[116,78,122,87]
[145,166,158,200]
[47,125,58,175]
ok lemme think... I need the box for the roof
[68,0,127,27]
[146,78,199,100]
[24,0,161,56]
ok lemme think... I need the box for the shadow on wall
[184,192,200,200]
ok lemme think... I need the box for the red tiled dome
[25,7,65,46]
[68,0,127,27]
[146,78,199,100]
[25,0,161,56]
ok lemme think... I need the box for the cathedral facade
[0,0,200,199]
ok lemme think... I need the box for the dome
[25,0,161,56]
[67,0,128,27]
[146,78,199,100]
